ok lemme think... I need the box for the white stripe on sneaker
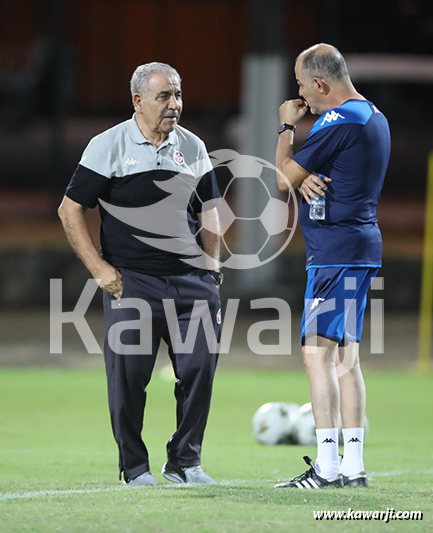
[295,481,304,488]
[301,480,311,489]
[308,478,320,489]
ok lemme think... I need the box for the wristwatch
[277,123,296,134]
[209,271,224,287]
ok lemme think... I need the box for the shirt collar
[128,113,178,147]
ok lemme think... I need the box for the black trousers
[103,268,221,482]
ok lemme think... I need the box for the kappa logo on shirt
[320,110,345,126]
[124,157,139,166]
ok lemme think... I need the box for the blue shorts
[301,267,379,346]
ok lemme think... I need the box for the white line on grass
[0,486,127,501]
[0,480,275,501]
[370,469,433,477]
[1,470,431,501]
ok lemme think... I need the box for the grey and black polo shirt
[65,115,221,276]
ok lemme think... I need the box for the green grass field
[0,368,431,532]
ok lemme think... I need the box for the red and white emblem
[173,150,185,165]
[217,308,222,325]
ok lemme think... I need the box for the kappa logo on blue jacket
[320,110,345,126]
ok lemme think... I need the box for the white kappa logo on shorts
[311,297,325,310]
[217,308,222,324]
[173,150,185,165]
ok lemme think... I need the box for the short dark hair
[297,44,350,83]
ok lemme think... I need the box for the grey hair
[297,44,350,83]
[130,62,181,97]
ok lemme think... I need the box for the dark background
[1,0,432,190]
[0,0,432,324]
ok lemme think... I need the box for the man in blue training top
[274,43,391,489]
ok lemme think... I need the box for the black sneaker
[343,471,368,487]
[275,456,343,489]
[339,455,369,487]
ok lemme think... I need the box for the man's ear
[313,77,331,96]
[132,93,142,111]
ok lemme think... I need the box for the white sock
[340,428,365,476]
[315,428,340,479]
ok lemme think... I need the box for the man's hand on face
[92,262,123,299]
[279,99,309,126]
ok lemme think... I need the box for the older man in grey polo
[58,62,222,486]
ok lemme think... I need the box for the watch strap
[209,270,224,287]
[278,123,296,134]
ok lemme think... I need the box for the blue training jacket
[293,99,391,270]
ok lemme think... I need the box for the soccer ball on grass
[252,402,300,445]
